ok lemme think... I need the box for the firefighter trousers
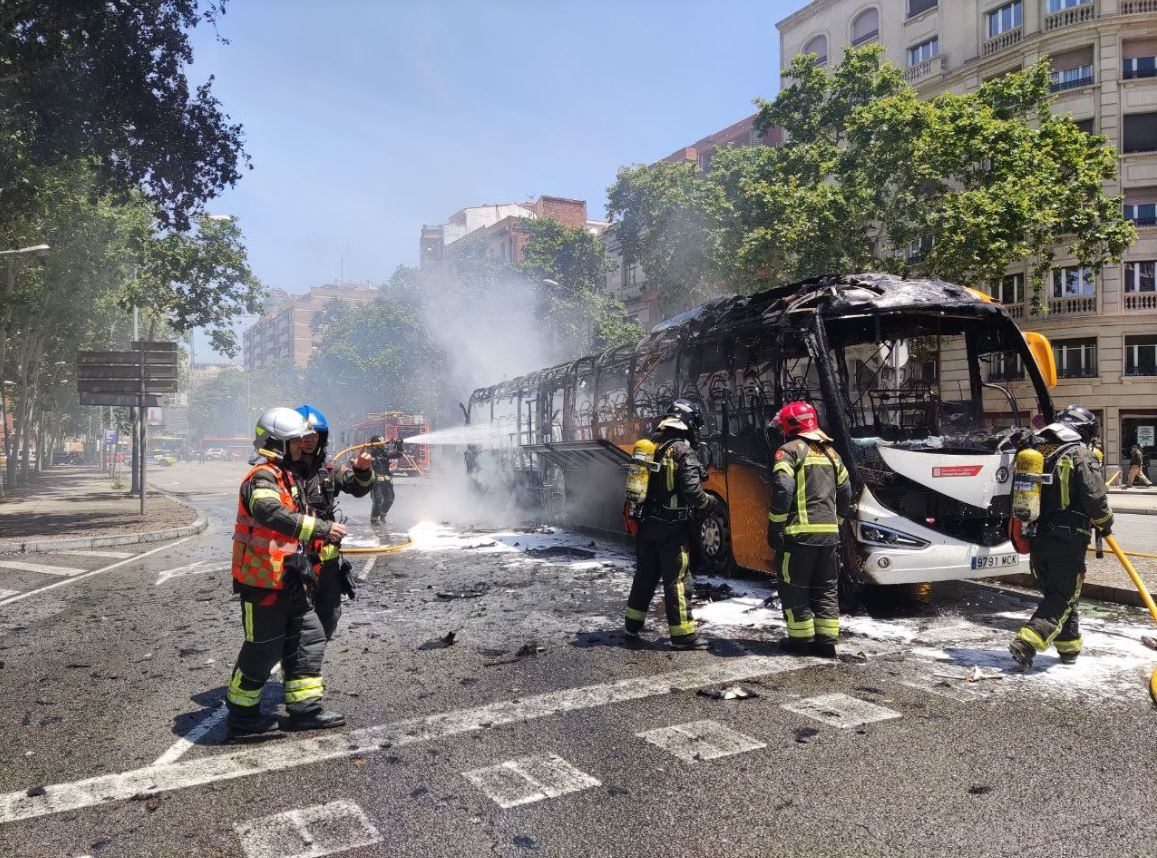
[1015,536,1085,658]
[626,525,698,641]
[370,480,395,523]
[314,556,343,642]
[777,542,840,644]
[227,579,327,716]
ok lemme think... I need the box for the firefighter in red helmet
[767,401,852,658]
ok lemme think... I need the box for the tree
[0,0,248,231]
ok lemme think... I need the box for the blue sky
[190,0,796,357]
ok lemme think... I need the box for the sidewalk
[0,466,202,551]
[999,543,1156,611]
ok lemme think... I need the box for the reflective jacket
[1036,442,1113,543]
[232,461,331,589]
[769,437,852,547]
[640,433,711,525]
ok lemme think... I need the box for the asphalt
[0,463,1154,857]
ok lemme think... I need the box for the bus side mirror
[1024,331,1057,389]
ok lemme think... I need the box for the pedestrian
[623,399,720,651]
[293,405,374,641]
[1010,404,1114,669]
[1124,443,1151,488]
[368,434,402,534]
[767,401,852,659]
[224,406,347,734]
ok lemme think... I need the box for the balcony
[1121,0,1157,14]
[1057,367,1098,380]
[1035,295,1097,316]
[983,28,1022,57]
[1003,303,1026,320]
[1124,291,1157,312]
[1050,73,1094,93]
[903,54,949,84]
[1044,1,1097,32]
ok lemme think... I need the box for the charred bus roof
[469,273,1016,404]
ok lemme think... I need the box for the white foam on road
[0,560,86,577]
[235,800,382,858]
[0,654,824,825]
[463,754,600,808]
[638,719,766,763]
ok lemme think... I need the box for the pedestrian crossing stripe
[0,590,17,600]
[0,560,87,577]
[781,693,902,729]
[234,800,382,858]
[464,754,600,808]
[51,549,135,560]
[638,719,765,763]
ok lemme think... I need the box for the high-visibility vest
[232,462,305,589]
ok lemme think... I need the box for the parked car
[52,451,83,465]
[205,448,226,461]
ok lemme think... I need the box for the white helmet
[253,407,314,460]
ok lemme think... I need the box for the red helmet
[772,401,819,437]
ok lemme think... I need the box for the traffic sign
[80,392,164,407]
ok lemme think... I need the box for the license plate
[971,553,1019,570]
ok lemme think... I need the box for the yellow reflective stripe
[772,461,795,476]
[669,621,697,636]
[814,617,840,636]
[250,488,282,502]
[1054,637,1083,653]
[284,676,324,703]
[243,602,254,642]
[784,608,815,638]
[780,550,791,584]
[319,543,340,561]
[674,548,692,630]
[1017,627,1047,652]
[297,514,316,544]
[785,523,839,534]
[768,512,788,523]
[795,466,808,526]
[665,454,676,492]
[1059,457,1072,510]
[626,606,647,622]
[227,668,261,707]
[1091,512,1112,526]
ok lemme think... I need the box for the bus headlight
[857,522,929,549]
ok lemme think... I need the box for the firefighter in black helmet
[1010,404,1113,669]
[624,399,720,650]
[368,434,401,533]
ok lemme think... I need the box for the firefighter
[368,434,402,533]
[225,407,347,734]
[293,405,374,641]
[1010,404,1113,669]
[767,401,852,659]
[624,399,720,650]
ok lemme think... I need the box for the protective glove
[339,558,357,600]
[1097,516,1113,539]
[766,521,785,551]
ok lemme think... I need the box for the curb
[0,482,208,555]
[1107,505,1157,517]
[995,572,1149,610]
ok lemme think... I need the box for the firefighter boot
[810,640,837,659]
[778,637,811,656]
[670,634,710,651]
[285,708,347,731]
[1009,637,1035,670]
[225,704,279,736]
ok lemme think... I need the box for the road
[0,461,1154,857]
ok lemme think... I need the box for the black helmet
[657,399,704,437]
[1056,404,1097,443]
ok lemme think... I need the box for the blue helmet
[295,404,329,459]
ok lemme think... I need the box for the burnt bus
[465,273,1059,586]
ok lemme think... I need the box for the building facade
[778,0,1157,468]
[242,283,379,371]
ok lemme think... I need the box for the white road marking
[0,537,192,607]
[896,678,987,703]
[155,559,230,586]
[51,550,135,560]
[355,557,376,583]
[0,653,823,825]
[0,590,17,601]
[781,693,902,729]
[638,719,765,764]
[0,560,87,577]
[235,800,382,858]
[464,754,600,808]
[154,665,283,766]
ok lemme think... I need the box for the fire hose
[332,440,431,477]
[1102,535,1157,706]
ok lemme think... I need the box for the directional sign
[76,342,181,396]
[80,392,163,407]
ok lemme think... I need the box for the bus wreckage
[465,273,1059,588]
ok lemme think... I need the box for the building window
[906,235,933,262]
[803,34,828,66]
[1124,113,1157,154]
[1046,0,1092,9]
[1125,199,1157,227]
[1051,265,1095,298]
[1126,335,1157,376]
[907,37,939,68]
[908,0,937,18]
[1052,338,1098,379]
[1126,261,1157,293]
[994,272,1023,305]
[987,1,1022,38]
[1123,39,1157,80]
[1049,46,1094,91]
[986,352,1024,382]
[851,9,880,46]
[1075,117,1095,135]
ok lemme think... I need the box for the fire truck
[341,412,430,476]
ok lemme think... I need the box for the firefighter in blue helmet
[293,405,374,641]
[1010,404,1113,669]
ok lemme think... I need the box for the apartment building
[778,0,1157,467]
[242,283,379,371]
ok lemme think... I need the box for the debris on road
[1141,636,1157,652]
[525,545,596,560]
[933,666,1004,682]
[463,541,496,550]
[436,588,486,600]
[697,685,759,700]
[694,581,735,602]
[516,643,545,657]
[418,631,458,651]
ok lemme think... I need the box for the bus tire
[695,496,737,577]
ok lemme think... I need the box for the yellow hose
[1103,535,1157,707]
[342,540,412,555]
[1088,545,1157,561]
[332,440,430,477]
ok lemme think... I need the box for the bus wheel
[696,497,737,576]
